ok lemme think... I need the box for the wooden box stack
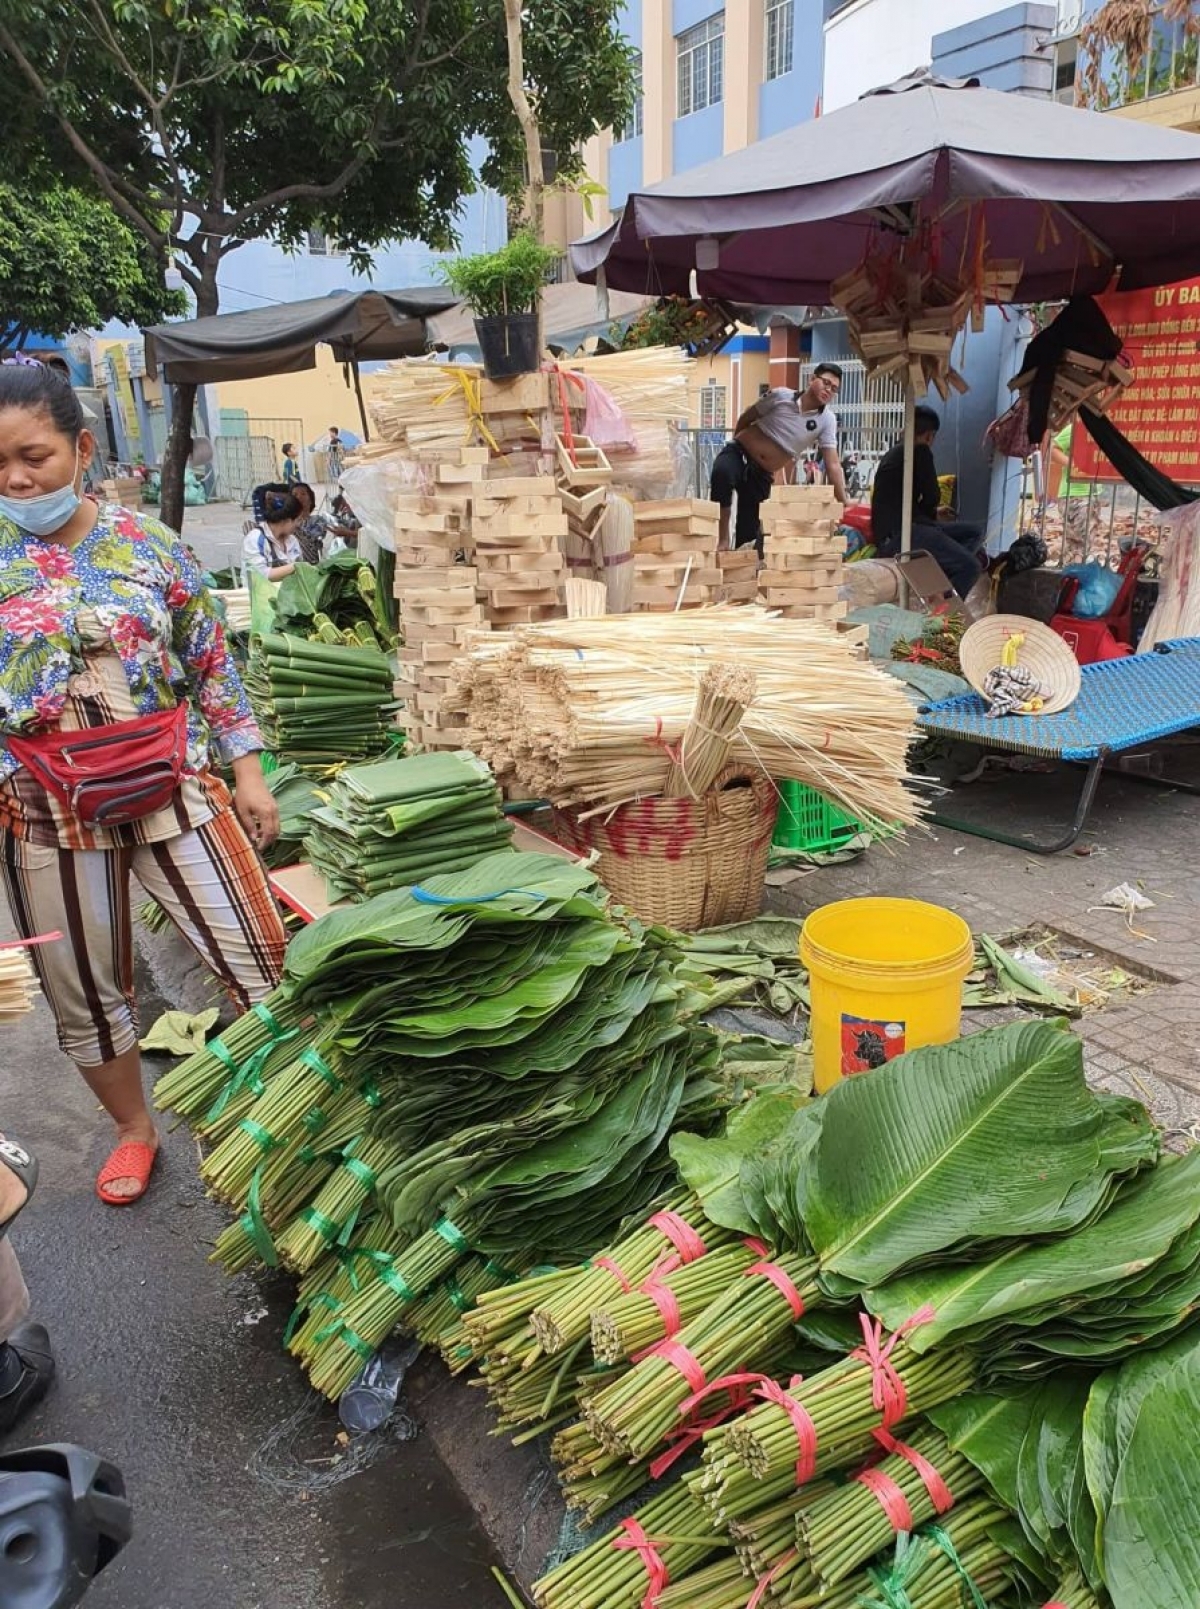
[471,475,567,628]
[715,546,760,604]
[555,434,613,590]
[759,486,847,623]
[631,498,723,610]
[393,446,489,751]
[102,476,143,510]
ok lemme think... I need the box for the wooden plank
[471,513,570,539]
[480,475,558,498]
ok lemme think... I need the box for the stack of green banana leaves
[154,852,797,1403]
[272,551,394,651]
[303,751,513,902]
[243,631,398,773]
[519,1021,1200,1609]
[260,762,326,869]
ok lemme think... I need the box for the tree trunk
[158,380,198,533]
[159,264,219,533]
[503,0,546,355]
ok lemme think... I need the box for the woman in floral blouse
[0,363,287,1206]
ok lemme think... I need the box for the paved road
[0,953,507,1609]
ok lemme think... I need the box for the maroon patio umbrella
[571,74,1200,557]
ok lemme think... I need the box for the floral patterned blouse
[0,502,262,796]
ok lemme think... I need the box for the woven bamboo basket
[553,767,778,929]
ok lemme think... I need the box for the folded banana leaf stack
[243,631,398,773]
[272,551,395,651]
[303,751,513,902]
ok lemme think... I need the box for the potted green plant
[441,231,561,379]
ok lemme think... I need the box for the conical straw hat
[959,614,1081,715]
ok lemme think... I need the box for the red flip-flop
[96,1141,159,1206]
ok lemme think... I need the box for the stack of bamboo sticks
[446,607,920,829]
[0,945,38,1024]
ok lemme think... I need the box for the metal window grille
[677,15,725,117]
[621,53,645,141]
[699,381,728,430]
[765,0,794,82]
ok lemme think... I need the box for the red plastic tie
[742,1236,770,1256]
[851,1306,935,1430]
[641,1275,682,1340]
[655,1340,708,1396]
[649,1371,767,1480]
[612,1517,669,1609]
[648,1209,708,1263]
[594,1256,632,1293]
[873,1428,955,1515]
[748,1548,799,1609]
[745,1260,806,1319]
[855,1466,915,1534]
[755,1375,819,1485]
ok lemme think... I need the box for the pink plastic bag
[581,376,638,452]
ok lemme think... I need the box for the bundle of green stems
[590,1244,760,1365]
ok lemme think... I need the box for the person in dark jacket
[871,406,985,598]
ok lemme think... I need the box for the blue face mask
[0,451,82,537]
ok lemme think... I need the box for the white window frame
[677,14,725,119]
[306,227,346,258]
[699,380,727,430]
[765,0,794,82]
[621,51,645,141]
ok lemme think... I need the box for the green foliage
[0,0,636,291]
[441,231,563,318]
[0,180,184,348]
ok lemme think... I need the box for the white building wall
[822,0,1019,110]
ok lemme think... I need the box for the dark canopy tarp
[570,78,1200,305]
[142,287,456,384]
[426,281,656,354]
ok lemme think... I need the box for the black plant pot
[474,312,540,380]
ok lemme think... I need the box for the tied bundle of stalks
[663,663,757,800]
[0,944,39,1023]
[447,607,920,832]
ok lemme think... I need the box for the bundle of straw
[447,607,921,831]
[663,662,756,799]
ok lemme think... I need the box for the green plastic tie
[343,1157,377,1192]
[379,1263,417,1304]
[434,1217,471,1254]
[360,1079,383,1109]
[445,1275,470,1313]
[299,1206,342,1247]
[925,1526,990,1609]
[239,1117,282,1155]
[301,1046,340,1091]
[241,1165,279,1268]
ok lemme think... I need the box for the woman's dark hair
[0,362,84,440]
[292,481,316,512]
[262,487,301,524]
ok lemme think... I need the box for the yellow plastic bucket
[800,898,974,1093]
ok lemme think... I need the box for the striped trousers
[1,808,287,1067]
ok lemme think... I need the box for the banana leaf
[796,1019,1158,1290]
[866,1149,1200,1359]
[669,1087,811,1235]
[1103,1338,1200,1608]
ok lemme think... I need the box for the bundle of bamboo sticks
[446,607,921,829]
[0,946,39,1024]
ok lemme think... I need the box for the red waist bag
[8,703,190,830]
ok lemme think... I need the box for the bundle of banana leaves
[303,751,513,902]
[155,852,779,1401]
[272,551,395,651]
[260,761,325,869]
[243,631,398,772]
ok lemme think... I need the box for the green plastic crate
[772,779,862,853]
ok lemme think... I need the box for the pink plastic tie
[612,1518,669,1609]
[851,1306,936,1429]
